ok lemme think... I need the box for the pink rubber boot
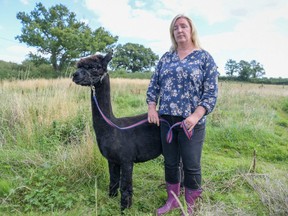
[157,182,180,215]
[183,188,202,216]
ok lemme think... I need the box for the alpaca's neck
[91,74,115,123]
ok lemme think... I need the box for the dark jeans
[160,115,206,190]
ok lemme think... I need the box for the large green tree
[16,3,118,72]
[110,43,159,72]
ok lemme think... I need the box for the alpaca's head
[72,52,113,86]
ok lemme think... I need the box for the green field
[0,78,287,215]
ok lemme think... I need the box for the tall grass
[0,78,287,215]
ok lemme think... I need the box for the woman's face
[173,17,192,45]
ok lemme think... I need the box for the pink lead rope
[165,121,193,143]
[92,88,193,143]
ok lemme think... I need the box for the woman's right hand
[147,103,160,126]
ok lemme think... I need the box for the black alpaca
[72,53,162,211]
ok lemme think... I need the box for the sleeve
[146,55,164,105]
[198,51,219,115]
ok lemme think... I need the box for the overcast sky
[0,0,287,78]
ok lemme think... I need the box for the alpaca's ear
[103,51,113,66]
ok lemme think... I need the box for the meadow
[0,78,287,216]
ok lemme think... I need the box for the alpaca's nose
[72,71,80,82]
[72,72,77,78]
[72,71,78,77]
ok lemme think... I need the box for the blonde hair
[169,14,202,51]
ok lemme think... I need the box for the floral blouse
[146,49,218,125]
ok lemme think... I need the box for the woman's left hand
[184,114,199,132]
[184,106,206,132]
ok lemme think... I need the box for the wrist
[148,101,156,107]
[193,106,206,120]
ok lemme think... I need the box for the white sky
[0,0,287,78]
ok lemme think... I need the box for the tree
[238,60,251,81]
[225,59,239,77]
[110,43,159,72]
[224,59,266,80]
[16,3,118,72]
[250,60,265,78]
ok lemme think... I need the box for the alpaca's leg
[108,161,120,197]
[120,162,133,211]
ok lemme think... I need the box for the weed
[7,167,78,212]
[282,99,288,113]
[0,179,11,197]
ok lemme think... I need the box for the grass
[0,78,287,215]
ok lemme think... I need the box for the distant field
[0,78,287,215]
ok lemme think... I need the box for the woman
[146,14,218,215]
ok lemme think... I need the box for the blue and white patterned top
[146,49,218,125]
